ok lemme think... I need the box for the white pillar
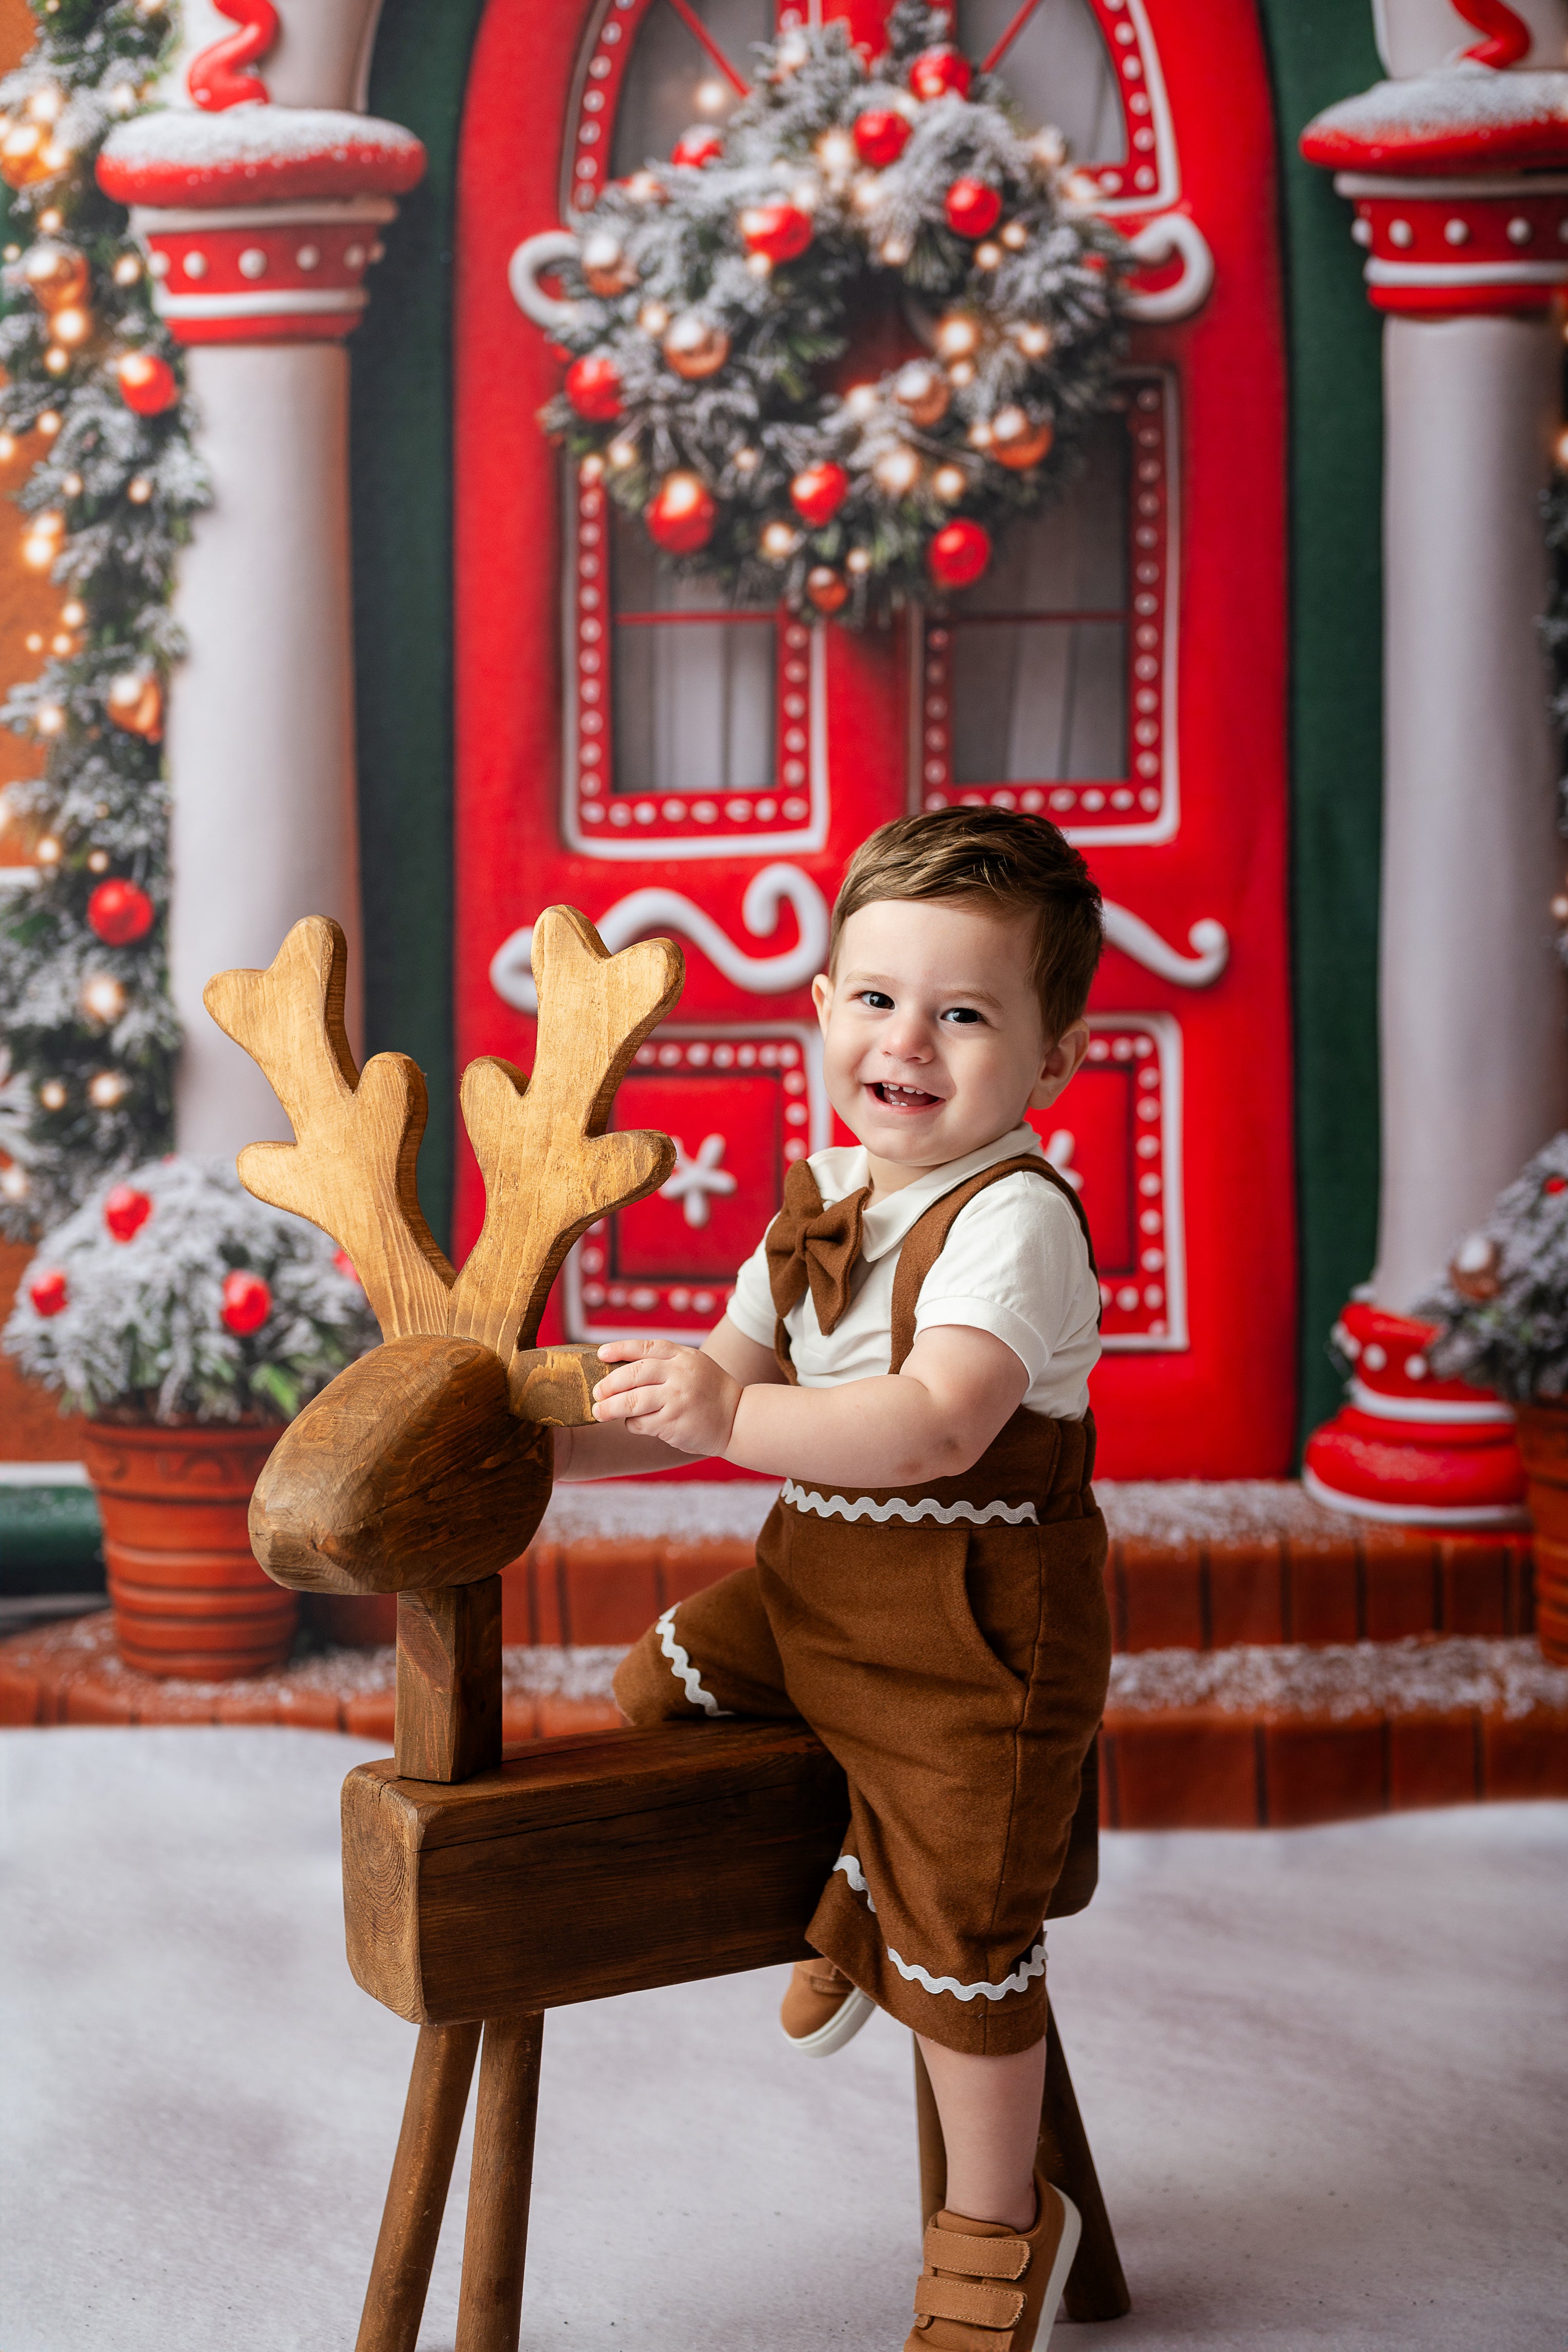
[168,345,360,1153]
[98,0,421,1160]
[1375,310,1568,1306]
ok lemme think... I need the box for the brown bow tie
[766,1158,871,1337]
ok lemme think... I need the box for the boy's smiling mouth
[869,1081,944,1110]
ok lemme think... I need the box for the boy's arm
[551,1315,783,1482]
[590,1322,1029,1488]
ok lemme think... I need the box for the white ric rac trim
[834,1856,1047,2001]
[656,1605,731,1718]
[782,1481,1038,1528]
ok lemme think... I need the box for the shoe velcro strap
[922,2225,1031,2281]
[913,2273,1028,2330]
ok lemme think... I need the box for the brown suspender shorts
[613,1158,1113,2056]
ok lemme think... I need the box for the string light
[127,475,153,503]
[37,208,63,235]
[694,77,728,115]
[81,974,126,1025]
[50,632,72,654]
[61,599,84,627]
[0,1164,29,1204]
[112,253,141,287]
[34,701,65,736]
[86,847,109,873]
[25,631,43,652]
[44,347,70,376]
[49,306,91,348]
[34,835,61,864]
[38,1077,67,1111]
[87,1070,129,1108]
[60,471,82,496]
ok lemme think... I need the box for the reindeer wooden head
[204,907,683,1781]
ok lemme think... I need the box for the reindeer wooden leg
[356,2020,482,2352]
[453,2013,545,2352]
[1038,2001,1131,2322]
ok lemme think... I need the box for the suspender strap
[887,1154,1097,1374]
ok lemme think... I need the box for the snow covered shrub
[1416,1132,1568,1403]
[3,1154,378,1423]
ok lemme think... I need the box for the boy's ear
[811,972,833,1029]
[1027,1018,1093,1111]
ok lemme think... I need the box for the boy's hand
[591,1340,741,1458]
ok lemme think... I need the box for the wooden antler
[203,917,454,1341]
[448,906,682,1371]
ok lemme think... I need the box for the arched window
[954,0,1125,163]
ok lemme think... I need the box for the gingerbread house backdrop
[2,0,1565,1511]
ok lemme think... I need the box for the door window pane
[611,505,776,799]
[948,412,1129,786]
[609,0,773,180]
[954,0,1126,163]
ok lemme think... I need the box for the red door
[455,0,1294,1477]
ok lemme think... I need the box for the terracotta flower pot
[82,1420,296,1680]
[1514,1399,1568,1667]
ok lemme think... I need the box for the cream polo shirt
[726,1125,1100,1420]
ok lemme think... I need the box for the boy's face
[810,897,1091,1188]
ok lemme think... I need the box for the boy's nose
[880,1015,934,1063]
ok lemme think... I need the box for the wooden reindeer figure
[205,907,1129,2352]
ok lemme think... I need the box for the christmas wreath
[541,1,1129,624]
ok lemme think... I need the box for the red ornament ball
[645,470,717,554]
[87,877,154,946]
[564,354,624,422]
[928,517,992,589]
[221,1269,272,1337]
[853,109,911,168]
[1545,1174,1568,1195]
[790,461,850,528]
[114,350,178,417]
[671,124,724,169]
[104,1183,152,1243]
[29,1266,68,1318]
[944,178,1002,239]
[909,46,973,102]
[739,202,813,264]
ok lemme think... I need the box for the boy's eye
[942,1007,984,1025]
[859,990,895,1010]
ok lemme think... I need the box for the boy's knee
[611,1624,689,1726]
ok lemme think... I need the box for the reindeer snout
[249,1337,552,1595]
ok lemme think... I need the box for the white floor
[1,1732,1564,2352]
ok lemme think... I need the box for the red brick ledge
[0,1612,622,1743]
[4,1616,1565,1831]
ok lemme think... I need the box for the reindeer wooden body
[207,909,1128,2352]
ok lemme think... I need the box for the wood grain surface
[509,1343,605,1426]
[204,917,455,1341]
[452,2015,545,2352]
[248,1338,551,1596]
[396,1579,503,1783]
[354,2021,481,2352]
[341,1724,1100,2023]
[447,909,681,1360]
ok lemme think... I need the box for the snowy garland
[3,1154,379,1425]
[541,2,1128,625]
[1416,1131,1568,1403]
[0,0,206,1242]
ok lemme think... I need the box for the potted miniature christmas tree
[3,1156,377,1678]
[1417,1133,1568,1665]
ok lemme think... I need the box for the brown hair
[829,807,1104,1043]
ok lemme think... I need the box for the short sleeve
[912,1175,1094,1381]
[727,1228,778,1347]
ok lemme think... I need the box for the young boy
[554,807,1111,2352]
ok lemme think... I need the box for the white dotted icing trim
[782,1481,1038,1528]
[656,1605,731,1718]
[834,1855,1047,2001]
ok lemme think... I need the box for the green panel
[0,1483,105,1594]
[1255,0,1386,1451]
[351,0,489,1255]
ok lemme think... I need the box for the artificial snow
[1,1729,1562,2349]
[1303,61,1568,157]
